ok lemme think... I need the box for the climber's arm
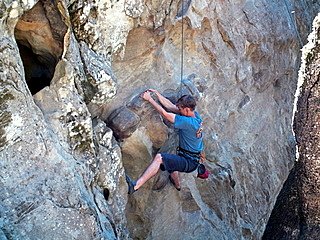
[148,89,180,114]
[141,90,176,123]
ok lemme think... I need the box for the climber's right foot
[126,175,136,194]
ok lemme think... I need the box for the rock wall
[0,0,319,239]
[293,13,320,238]
[0,0,127,239]
[264,13,320,240]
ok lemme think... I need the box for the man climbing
[126,89,204,194]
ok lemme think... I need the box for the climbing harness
[177,146,201,160]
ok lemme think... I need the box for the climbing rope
[180,0,184,85]
[283,0,303,48]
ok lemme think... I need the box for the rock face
[0,0,319,240]
[295,16,320,237]
[264,13,320,240]
[1,0,126,239]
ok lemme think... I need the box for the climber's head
[176,95,196,111]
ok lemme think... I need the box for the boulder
[107,106,140,140]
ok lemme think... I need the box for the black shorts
[160,153,198,173]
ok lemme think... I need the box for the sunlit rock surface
[0,0,319,239]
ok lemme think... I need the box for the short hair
[176,95,196,111]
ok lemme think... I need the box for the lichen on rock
[124,0,144,18]
[69,0,133,57]
[0,103,12,149]
[79,42,117,105]
[64,102,94,152]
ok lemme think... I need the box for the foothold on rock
[152,171,170,191]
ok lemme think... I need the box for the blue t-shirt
[174,111,203,153]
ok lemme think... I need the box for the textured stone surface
[107,106,140,139]
[108,1,319,238]
[1,0,127,239]
[295,17,320,236]
[264,13,320,240]
[0,0,320,239]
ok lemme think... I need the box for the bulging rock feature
[14,0,68,95]
[107,106,140,140]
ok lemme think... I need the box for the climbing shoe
[169,175,181,191]
[125,175,136,194]
[197,164,210,179]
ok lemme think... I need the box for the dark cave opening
[16,43,56,95]
[103,188,110,201]
[14,0,67,95]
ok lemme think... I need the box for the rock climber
[126,89,204,194]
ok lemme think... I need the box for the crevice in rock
[14,0,67,95]
[103,188,110,201]
[216,19,237,55]
[16,43,54,94]
[1,227,13,240]
[262,164,301,240]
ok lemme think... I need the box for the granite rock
[0,0,320,239]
